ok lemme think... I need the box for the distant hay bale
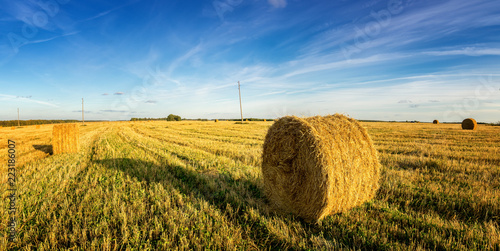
[264,119,267,122]
[261,114,380,222]
[433,120,439,124]
[36,125,41,129]
[462,118,477,130]
[52,124,80,154]
[215,119,219,122]
[11,127,15,130]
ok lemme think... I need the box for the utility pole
[238,81,243,123]
[17,108,20,127]
[82,98,85,125]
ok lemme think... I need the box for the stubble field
[1,120,499,250]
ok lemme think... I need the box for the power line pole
[238,81,243,123]
[17,108,20,127]
[82,98,85,125]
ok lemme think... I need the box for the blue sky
[1,0,499,122]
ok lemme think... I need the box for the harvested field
[0,121,499,250]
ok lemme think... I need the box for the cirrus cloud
[268,0,287,8]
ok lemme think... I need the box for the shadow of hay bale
[92,157,302,249]
[33,144,53,155]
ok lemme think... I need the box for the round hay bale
[433,120,439,124]
[215,119,219,122]
[261,114,380,222]
[462,118,477,130]
[264,119,267,122]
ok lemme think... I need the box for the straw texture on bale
[433,120,439,124]
[52,124,80,154]
[261,114,380,222]
[462,118,477,130]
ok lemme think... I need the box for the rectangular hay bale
[52,124,80,154]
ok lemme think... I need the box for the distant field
[1,121,499,250]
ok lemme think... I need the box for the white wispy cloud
[3,2,39,24]
[377,0,500,46]
[422,47,500,57]
[0,94,58,107]
[298,0,500,62]
[268,0,287,8]
[79,3,134,23]
[280,52,407,79]
[2,1,74,32]
[26,31,79,45]
[167,43,204,77]
[254,90,286,97]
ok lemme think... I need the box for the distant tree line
[0,120,80,127]
[181,118,272,121]
[130,114,182,121]
[226,118,270,121]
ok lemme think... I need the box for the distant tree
[167,114,181,121]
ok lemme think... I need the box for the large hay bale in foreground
[462,118,477,130]
[52,124,80,154]
[261,114,380,222]
[433,120,439,124]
